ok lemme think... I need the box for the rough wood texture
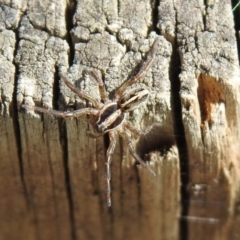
[0,0,239,240]
[160,0,240,239]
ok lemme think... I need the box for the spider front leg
[60,73,101,108]
[22,104,99,118]
[118,128,156,176]
[83,69,108,103]
[124,120,159,136]
[105,131,117,207]
[114,37,160,100]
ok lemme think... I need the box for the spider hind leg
[105,131,118,207]
[22,104,99,118]
[118,128,156,176]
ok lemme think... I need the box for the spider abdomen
[97,102,125,133]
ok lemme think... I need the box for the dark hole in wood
[136,124,176,159]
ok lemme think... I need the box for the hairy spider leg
[106,131,118,207]
[124,121,162,136]
[83,69,109,103]
[22,104,98,118]
[118,129,156,176]
[60,73,101,108]
[124,120,144,136]
[114,37,160,100]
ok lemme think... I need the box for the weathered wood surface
[0,0,239,240]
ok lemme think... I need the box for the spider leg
[105,131,117,207]
[83,69,108,103]
[22,104,98,118]
[118,128,156,176]
[60,73,101,108]
[124,121,159,136]
[123,120,144,136]
[114,38,159,100]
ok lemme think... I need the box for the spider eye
[120,88,149,112]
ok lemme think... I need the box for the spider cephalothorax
[22,37,160,206]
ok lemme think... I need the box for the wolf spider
[22,37,159,207]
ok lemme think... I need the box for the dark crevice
[151,0,160,34]
[61,2,78,239]
[52,66,60,110]
[169,41,189,240]
[160,1,190,238]
[12,23,30,206]
[202,0,207,30]
[53,66,60,110]
[66,0,77,66]
[231,0,240,63]
[60,120,77,240]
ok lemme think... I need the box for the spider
[22,37,160,207]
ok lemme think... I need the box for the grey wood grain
[0,0,239,240]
